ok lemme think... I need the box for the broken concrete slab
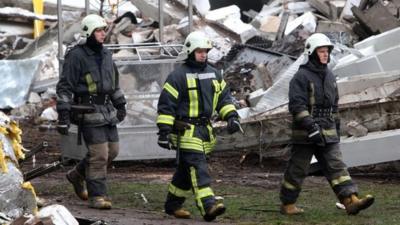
[337,70,400,96]
[205,5,240,23]
[174,0,210,16]
[284,11,316,36]
[247,54,303,118]
[346,120,368,137]
[131,0,186,25]
[258,15,281,40]
[285,1,315,14]
[308,0,345,21]
[0,7,57,21]
[333,27,400,77]
[327,129,400,168]
[340,0,361,20]
[351,1,400,34]
[251,4,282,29]
[205,5,258,43]
[0,59,41,108]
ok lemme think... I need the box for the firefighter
[156,31,241,221]
[279,33,374,215]
[56,14,126,209]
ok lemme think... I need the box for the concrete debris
[2,0,400,169]
[0,59,41,109]
[333,27,400,78]
[0,7,57,21]
[175,0,210,16]
[346,120,368,137]
[131,0,186,25]
[352,1,400,35]
[284,11,316,36]
[205,5,258,43]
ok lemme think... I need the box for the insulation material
[0,111,36,219]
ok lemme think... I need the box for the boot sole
[347,197,375,215]
[66,173,88,201]
[204,206,226,222]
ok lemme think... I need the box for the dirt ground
[19,123,400,225]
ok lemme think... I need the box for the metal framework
[57,0,193,65]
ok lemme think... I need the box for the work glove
[157,131,172,150]
[116,104,127,122]
[227,116,242,134]
[57,110,70,135]
[308,123,325,147]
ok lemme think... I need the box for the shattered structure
[0,112,37,220]
[0,0,400,167]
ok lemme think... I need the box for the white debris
[284,11,317,36]
[0,7,57,21]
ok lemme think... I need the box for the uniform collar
[81,44,108,56]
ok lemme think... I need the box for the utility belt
[178,116,210,126]
[74,94,110,105]
[312,107,332,118]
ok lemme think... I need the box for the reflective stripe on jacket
[157,64,237,153]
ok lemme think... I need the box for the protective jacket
[289,60,340,144]
[157,63,237,154]
[56,44,126,127]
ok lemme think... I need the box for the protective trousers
[72,125,119,197]
[165,151,216,216]
[280,143,358,204]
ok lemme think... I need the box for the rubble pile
[0,112,37,221]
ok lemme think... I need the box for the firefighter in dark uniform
[156,31,241,221]
[56,14,126,209]
[279,33,374,215]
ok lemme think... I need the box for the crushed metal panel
[0,59,41,108]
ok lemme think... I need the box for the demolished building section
[1,0,400,166]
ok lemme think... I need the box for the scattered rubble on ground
[1,0,400,223]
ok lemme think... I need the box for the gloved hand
[227,116,242,134]
[116,104,126,122]
[57,110,70,135]
[308,123,325,147]
[158,132,172,150]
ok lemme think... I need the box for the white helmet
[304,33,333,55]
[81,14,107,37]
[183,31,212,55]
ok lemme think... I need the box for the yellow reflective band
[168,183,191,198]
[187,78,198,117]
[295,110,310,121]
[283,180,297,190]
[184,124,195,137]
[212,80,221,112]
[309,82,315,105]
[331,175,352,187]
[9,121,24,161]
[156,114,175,126]
[221,80,227,90]
[220,104,236,119]
[322,129,338,137]
[163,82,179,99]
[197,187,214,199]
[190,166,206,215]
[85,73,97,94]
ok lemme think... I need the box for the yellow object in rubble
[0,140,8,173]
[22,182,38,214]
[33,0,44,38]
